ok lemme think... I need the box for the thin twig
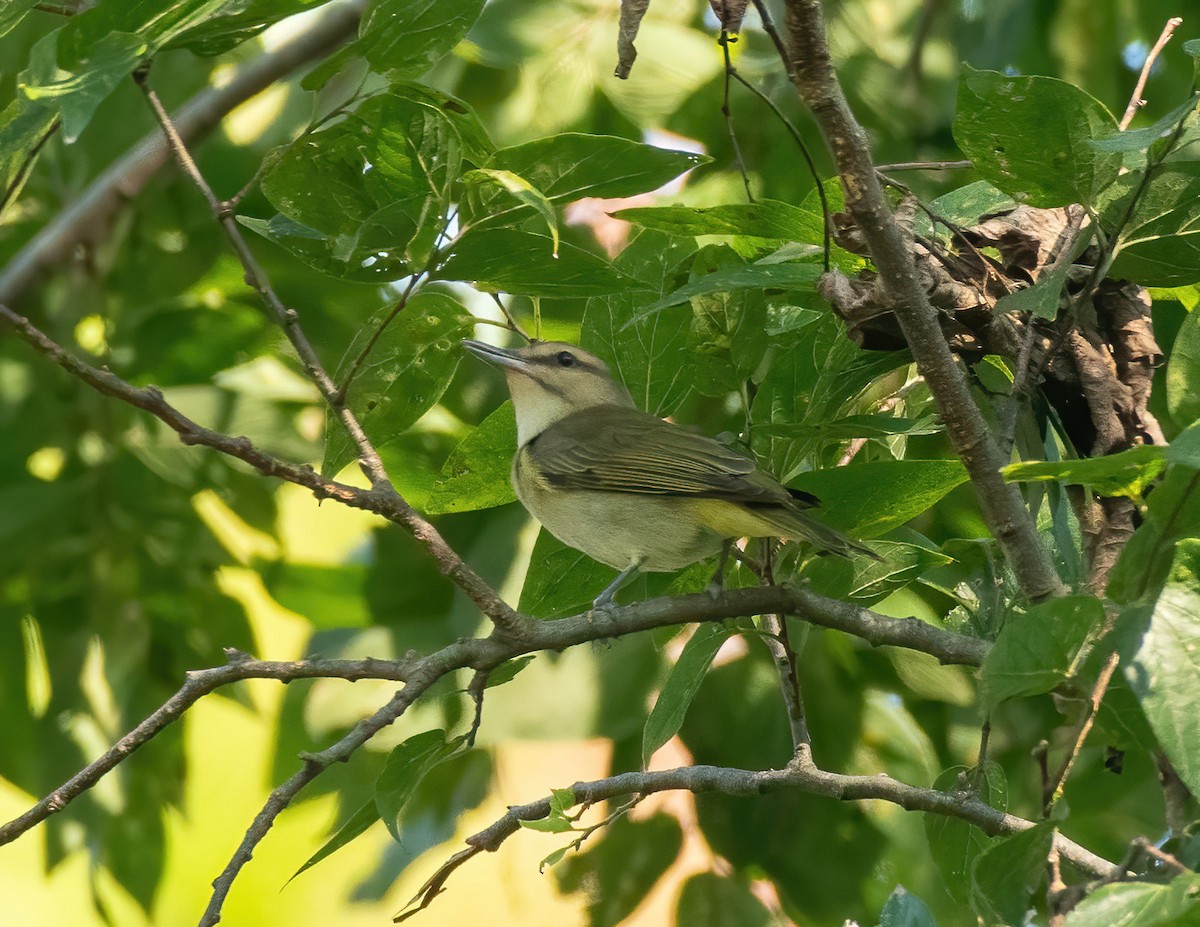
[488,293,533,341]
[1043,652,1121,816]
[727,68,830,270]
[1119,18,1184,130]
[720,33,755,202]
[758,541,810,749]
[875,159,972,172]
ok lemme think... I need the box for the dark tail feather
[763,505,882,562]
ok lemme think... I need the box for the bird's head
[463,339,635,444]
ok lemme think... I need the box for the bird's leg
[706,540,733,599]
[592,558,645,610]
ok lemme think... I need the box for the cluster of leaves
[2,1,1200,926]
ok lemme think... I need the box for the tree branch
[1119,17,1184,131]
[779,0,1065,602]
[0,0,366,305]
[400,746,1119,919]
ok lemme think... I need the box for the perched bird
[462,339,876,607]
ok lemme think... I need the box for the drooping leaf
[374,729,464,840]
[1167,304,1200,426]
[1129,540,1200,796]
[425,400,518,514]
[290,799,380,882]
[461,168,559,253]
[643,624,732,767]
[322,292,472,476]
[615,199,824,241]
[674,872,773,927]
[953,66,1121,207]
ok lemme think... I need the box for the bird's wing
[528,405,814,506]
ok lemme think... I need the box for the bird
[462,339,877,608]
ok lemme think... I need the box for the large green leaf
[1129,540,1200,796]
[436,229,628,296]
[635,259,824,316]
[969,824,1053,926]
[674,872,772,927]
[1167,304,1200,426]
[0,99,58,210]
[879,886,937,927]
[581,231,697,416]
[1106,162,1200,287]
[425,400,518,514]
[464,133,708,229]
[1062,874,1200,926]
[322,292,473,476]
[980,596,1103,710]
[953,66,1121,207]
[1002,445,1167,499]
[789,460,969,538]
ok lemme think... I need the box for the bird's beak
[462,339,529,371]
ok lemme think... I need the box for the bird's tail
[757,504,881,562]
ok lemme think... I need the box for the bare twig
[1043,652,1120,816]
[720,33,755,202]
[401,747,1119,918]
[0,0,367,304]
[1119,18,1184,130]
[874,159,973,172]
[780,0,1064,601]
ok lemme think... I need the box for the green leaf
[1062,874,1200,927]
[462,168,558,253]
[375,729,464,840]
[925,763,1008,904]
[969,824,1053,926]
[425,401,517,514]
[879,886,937,927]
[980,596,1104,709]
[754,413,942,440]
[0,99,58,208]
[614,199,824,241]
[789,460,970,538]
[520,786,576,833]
[436,230,627,296]
[634,260,824,317]
[923,180,1017,230]
[304,0,486,90]
[21,29,146,143]
[581,231,697,416]
[0,0,36,40]
[1129,540,1200,796]
[258,87,486,279]
[165,0,329,56]
[290,799,380,882]
[675,872,773,927]
[1168,305,1200,426]
[1106,162,1200,287]
[1089,95,1200,160]
[322,292,472,477]
[473,133,707,217]
[952,66,1121,207]
[484,655,536,689]
[642,625,732,768]
[1002,445,1167,499]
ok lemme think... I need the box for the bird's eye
[556,351,576,367]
